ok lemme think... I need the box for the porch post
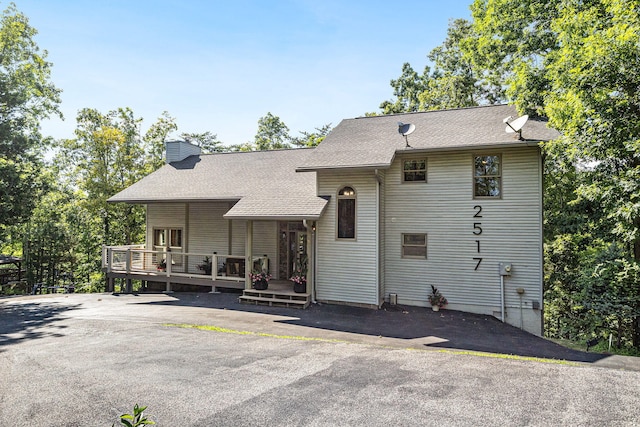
[305,221,315,300]
[245,220,253,290]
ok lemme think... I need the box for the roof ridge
[352,103,511,121]
[199,146,315,157]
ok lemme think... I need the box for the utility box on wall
[499,262,512,276]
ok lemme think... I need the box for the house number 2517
[473,205,483,270]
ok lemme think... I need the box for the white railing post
[211,254,216,280]
[166,250,171,277]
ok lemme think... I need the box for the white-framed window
[153,228,183,265]
[337,186,356,239]
[403,159,427,182]
[474,154,501,198]
[153,228,183,249]
[402,233,427,259]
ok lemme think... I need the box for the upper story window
[474,155,501,198]
[337,186,356,239]
[403,159,427,182]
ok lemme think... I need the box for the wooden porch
[102,245,311,308]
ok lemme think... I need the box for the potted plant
[156,259,167,272]
[249,269,272,290]
[429,285,447,311]
[290,272,307,293]
[290,254,308,293]
[197,256,213,275]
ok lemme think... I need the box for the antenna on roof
[503,115,529,140]
[398,122,416,148]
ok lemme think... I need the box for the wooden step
[238,293,310,309]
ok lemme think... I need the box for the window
[403,159,427,182]
[153,228,183,266]
[474,155,501,197]
[402,234,427,259]
[153,228,183,249]
[337,186,356,239]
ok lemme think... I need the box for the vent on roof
[165,140,202,164]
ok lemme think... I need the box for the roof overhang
[107,197,242,205]
[223,195,328,221]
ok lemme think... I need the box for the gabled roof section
[297,104,560,171]
[108,149,328,220]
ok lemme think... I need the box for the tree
[57,108,147,248]
[378,19,504,115]
[470,0,640,348]
[290,123,332,147]
[143,111,177,172]
[254,112,291,150]
[181,131,224,153]
[379,63,430,114]
[468,0,558,115]
[0,3,61,228]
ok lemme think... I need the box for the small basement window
[402,233,427,259]
[474,155,501,197]
[403,159,427,182]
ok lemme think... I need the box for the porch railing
[102,245,268,283]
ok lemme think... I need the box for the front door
[279,222,307,280]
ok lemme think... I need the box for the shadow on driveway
[137,291,610,364]
[0,298,80,351]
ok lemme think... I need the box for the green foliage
[0,3,61,228]
[254,112,291,150]
[378,19,504,115]
[143,111,177,172]
[290,123,332,147]
[181,131,224,153]
[112,404,155,427]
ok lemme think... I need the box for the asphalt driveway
[1,292,639,426]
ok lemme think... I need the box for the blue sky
[14,0,472,145]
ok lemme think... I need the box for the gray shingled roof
[297,104,560,171]
[108,149,328,220]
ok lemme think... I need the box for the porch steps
[239,289,310,309]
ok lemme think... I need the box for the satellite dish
[397,122,416,148]
[398,122,416,136]
[504,115,529,133]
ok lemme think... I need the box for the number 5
[473,222,482,235]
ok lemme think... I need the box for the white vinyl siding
[384,148,542,333]
[147,203,278,276]
[231,219,246,256]
[316,170,379,305]
[147,203,186,250]
[252,221,278,277]
[188,203,229,254]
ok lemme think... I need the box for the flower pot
[293,282,306,293]
[432,305,440,312]
[253,279,268,290]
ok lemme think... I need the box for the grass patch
[165,323,584,366]
[165,323,349,344]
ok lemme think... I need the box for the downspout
[374,169,381,306]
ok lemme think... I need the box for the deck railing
[102,245,268,282]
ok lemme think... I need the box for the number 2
[473,205,483,218]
